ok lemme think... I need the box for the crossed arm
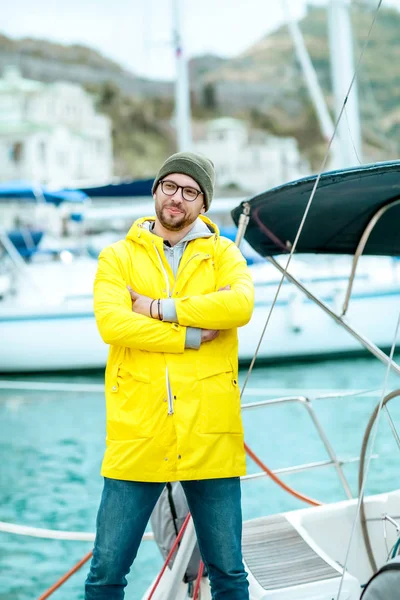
[94,242,254,353]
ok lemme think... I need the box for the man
[86,151,254,599]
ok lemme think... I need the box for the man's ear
[153,193,157,201]
[200,205,206,214]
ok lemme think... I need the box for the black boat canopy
[231,161,400,257]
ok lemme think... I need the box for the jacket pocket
[198,361,242,434]
[107,365,153,440]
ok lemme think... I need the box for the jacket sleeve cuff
[161,299,178,322]
[185,327,201,349]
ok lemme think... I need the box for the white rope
[0,521,153,542]
[0,379,378,398]
[241,387,378,400]
[335,310,400,600]
[240,0,383,397]
[0,380,104,392]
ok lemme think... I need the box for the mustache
[164,203,185,212]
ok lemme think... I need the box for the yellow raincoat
[94,216,254,482]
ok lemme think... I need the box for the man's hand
[201,329,219,343]
[127,286,160,319]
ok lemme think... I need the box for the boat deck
[242,514,341,590]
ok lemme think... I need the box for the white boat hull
[2,256,400,372]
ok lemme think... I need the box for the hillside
[86,82,175,178]
[0,33,172,98]
[198,3,400,164]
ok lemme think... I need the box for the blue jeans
[85,477,249,600]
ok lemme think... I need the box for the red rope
[244,442,321,506]
[147,512,191,599]
[193,561,204,600]
[38,442,321,599]
[38,550,93,600]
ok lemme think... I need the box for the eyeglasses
[160,179,203,202]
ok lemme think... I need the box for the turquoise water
[1,356,400,600]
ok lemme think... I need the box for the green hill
[200,3,400,165]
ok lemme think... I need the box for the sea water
[1,356,400,600]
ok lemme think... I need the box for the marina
[1,1,400,598]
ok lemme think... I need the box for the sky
[2,0,400,80]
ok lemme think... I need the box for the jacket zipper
[171,253,203,296]
[154,243,174,415]
[154,247,209,417]
[176,253,201,280]
[165,366,174,415]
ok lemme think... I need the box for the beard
[156,202,197,231]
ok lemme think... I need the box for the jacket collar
[126,215,219,247]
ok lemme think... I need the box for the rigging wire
[344,106,363,165]
[343,97,400,447]
[240,0,383,400]
[383,404,400,452]
[236,0,390,564]
[351,5,398,156]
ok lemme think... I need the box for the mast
[172,0,192,152]
[328,0,363,167]
[283,0,341,168]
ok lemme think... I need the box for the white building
[0,66,113,187]
[192,117,309,195]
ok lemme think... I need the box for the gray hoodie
[144,217,214,349]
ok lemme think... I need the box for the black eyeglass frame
[159,179,203,202]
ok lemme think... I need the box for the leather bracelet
[149,299,156,319]
[157,299,162,321]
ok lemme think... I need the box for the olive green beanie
[152,151,215,211]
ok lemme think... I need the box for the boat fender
[150,482,207,584]
[360,556,400,599]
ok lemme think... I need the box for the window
[9,142,23,164]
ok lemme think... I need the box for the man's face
[154,172,205,231]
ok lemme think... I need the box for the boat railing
[342,197,400,316]
[242,393,356,498]
[0,380,383,598]
[0,379,379,504]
